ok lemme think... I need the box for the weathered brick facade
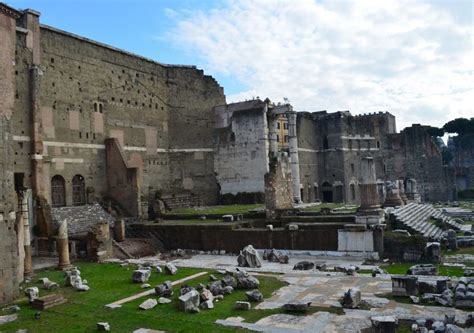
[0,4,225,304]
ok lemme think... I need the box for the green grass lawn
[443,246,474,256]
[1,262,289,333]
[382,263,465,277]
[169,204,264,215]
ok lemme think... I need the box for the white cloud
[168,0,473,130]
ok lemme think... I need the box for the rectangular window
[276,134,280,142]
[277,122,281,129]
[284,135,289,142]
[283,123,288,129]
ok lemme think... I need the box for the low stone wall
[126,222,346,253]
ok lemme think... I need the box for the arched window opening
[51,175,66,207]
[72,175,86,206]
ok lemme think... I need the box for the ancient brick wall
[127,223,344,252]
[214,101,270,194]
[0,5,20,304]
[9,23,225,214]
[384,125,456,202]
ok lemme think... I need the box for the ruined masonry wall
[215,110,269,194]
[0,9,20,305]
[11,26,226,209]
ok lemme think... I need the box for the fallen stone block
[222,275,237,288]
[158,297,171,304]
[235,301,251,310]
[179,285,195,296]
[178,290,200,312]
[24,287,39,303]
[235,272,260,290]
[139,298,157,310]
[237,245,262,268]
[200,300,214,310]
[293,261,314,271]
[209,281,224,296]
[282,302,311,312]
[407,264,438,276]
[371,315,398,333]
[155,281,173,297]
[222,286,234,295]
[32,294,67,310]
[165,263,178,275]
[246,290,263,302]
[0,314,17,325]
[96,322,110,331]
[132,270,151,283]
[200,289,214,302]
[222,215,234,222]
[341,288,361,309]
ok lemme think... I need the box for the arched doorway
[51,175,66,207]
[72,175,86,206]
[321,181,333,203]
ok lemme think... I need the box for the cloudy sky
[9,0,474,130]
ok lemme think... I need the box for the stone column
[356,157,383,224]
[287,111,301,203]
[22,190,33,277]
[267,114,278,158]
[57,220,71,270]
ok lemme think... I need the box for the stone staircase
[390,203,472,240]
[51,203,115,237]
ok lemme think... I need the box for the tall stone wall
[9,23,225,214]
[384,125,456,202]
[0,4,20,304]
[214,101,269,194]
[296,111,453,204]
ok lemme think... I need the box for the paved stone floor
[159,254,473,333]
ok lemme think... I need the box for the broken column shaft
[267,112,278,158]
[356,157,383,224]
[57,220,71,270]
[287,111,301,203]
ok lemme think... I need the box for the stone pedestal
[383,181,404,207]
[57,220,72,270]
[356,157,384,224]
[338,225,374,252]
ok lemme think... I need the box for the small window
[99,104,103,113]
[323,136,329,149]
[283,122,288,130]
[377,141,380,148]
[349,140,353,150]
[351,163,355,173]
[94,103,98,112]
[276,134,280,142]
[277,122,281,129]
[284,135,289,142]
